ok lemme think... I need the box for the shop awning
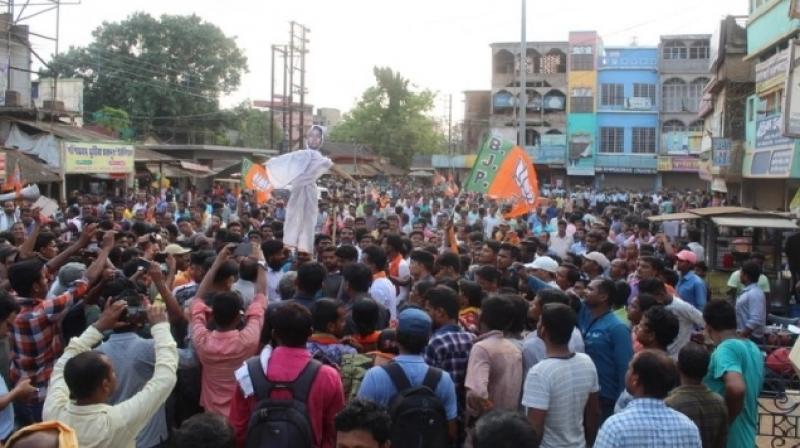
[135,148,175,162]
[647,212,700,222]
[337,163,379,177]
[711,216,798,230]
[179,160,212,174]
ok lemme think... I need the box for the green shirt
[727,270,770,293]
[703,338,764,448]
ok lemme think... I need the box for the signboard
[567,133,594,176]
[626,97,652,110]
[756,48,790,94]
[63,142,134,174]
[750,147,794,177]
[698,159,713,181]
[712,138,732,167]
[784,40,800,137]
[657,156,700,172]
[595,166,657,174]
[757,115,793,149]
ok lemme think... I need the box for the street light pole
[518,0,527,147]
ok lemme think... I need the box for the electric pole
[518,0,527,147]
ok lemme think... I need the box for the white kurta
[264,150,332,254]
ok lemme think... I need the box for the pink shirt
[464,330,523,416]
[229,347,345,448]
[191,293,266,417]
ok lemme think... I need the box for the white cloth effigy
[264,149,333,253]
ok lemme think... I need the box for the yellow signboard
[63,142,134,174]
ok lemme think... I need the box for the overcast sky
[22,0,748,120]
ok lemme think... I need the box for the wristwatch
[258,260,268,270]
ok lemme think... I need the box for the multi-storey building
[595,46,660,190]
[742,0,800,209]
[658,34,711,190]
[566,31,602,184]
[490,41,568,185]
[698,16,753,201]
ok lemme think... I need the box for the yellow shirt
[42,323,178,448]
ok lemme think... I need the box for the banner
[783,39,800,137]
[241,158,273,204]
[63,142,134,174]
[464,133,540,218]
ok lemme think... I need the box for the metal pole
[281,45,288,153]
[288,22,295,150]
[518,0,527,147]
[270,45,275,149]
[299,24,307,148]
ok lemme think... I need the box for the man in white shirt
[363,246,398,322]
[523,302,600,448]
[639,278,704,358]
[549,220,573,259]
[0,201,16,232]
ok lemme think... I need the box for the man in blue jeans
[357,307,458,442]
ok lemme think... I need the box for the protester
[703,299,764,448]
[334,400,391,448]
[666,343,728,448]
[522,303,600,447]
[42,302,178,448]
[594,350,701,447]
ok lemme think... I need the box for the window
[688,120,704,132]
[689,41,709,59]
[663,41,687,60]
[600,83,624,107]
[571,46,594,71]
[662,78,686,112]
[633,83,656,106]
[632,127,656,153]
[570,87,593,113]
[493,50,515,75]
[662,119,685,134]
[686,78,709,112]
[541,49,566,74]
[748,98,754,121]
[525,129,540,146]
[757,90,782,119]
[600,127,624,153]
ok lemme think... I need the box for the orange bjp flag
[463,134,540,219]
[242,158,273,205]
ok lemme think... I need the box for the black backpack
[382,362,449,448]
[244,357,322,448]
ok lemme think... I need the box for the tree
[329,67,446,168]
[91,106,131,137]
[217,102,282,149]
[43,12,247,142]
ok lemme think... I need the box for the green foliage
[91,106,130,134]
[329,67,446,168]
[43,12,248,142]
[219,101,282,149]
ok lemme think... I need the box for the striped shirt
[424,324,475,411]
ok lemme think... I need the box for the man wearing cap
[675,250,706,311]
[582,252,610,281]
[357,308,458,442]
[523,256,560,295]
[164,244,192,289]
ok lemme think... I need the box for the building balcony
[525,134,567,165]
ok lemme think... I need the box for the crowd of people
[0,177,772,448]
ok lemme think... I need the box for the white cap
[525,256,559,273]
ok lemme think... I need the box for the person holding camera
[191,243,266,417]
[95,275,197,448]
[42,300,178,448]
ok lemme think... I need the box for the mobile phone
[233,242,253,257]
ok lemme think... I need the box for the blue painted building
[595,47,660,189]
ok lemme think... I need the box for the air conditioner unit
[626,97,652,110]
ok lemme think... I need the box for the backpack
[382,362,449,448]
[244,357,322,448]
[340,353,377,401]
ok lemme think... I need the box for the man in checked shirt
[7,228,112,425]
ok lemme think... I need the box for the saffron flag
[463,133,540,218]
[3,157,21,193]
[241,158,272,204]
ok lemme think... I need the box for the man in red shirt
[228,302,345,448]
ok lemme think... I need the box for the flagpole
[518,0,527,147]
